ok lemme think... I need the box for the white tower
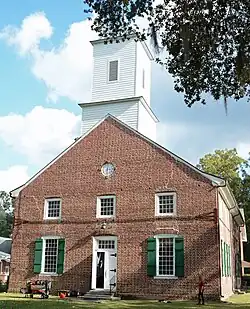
[79,37,158,141]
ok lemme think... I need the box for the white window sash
[155,192,177,216]
[155,236,176,278]
[41,237,60,275]
[44,198,62,220]
[96,195,116,218]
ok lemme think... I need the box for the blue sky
[0,0,250,192]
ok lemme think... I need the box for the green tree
[197,148,250,242]
[197,148,248,201]
[0,191,13,238]
[84,0,250,107]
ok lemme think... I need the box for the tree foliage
[197,148,250,236]
[197,148,248,200]
[84,0,250,107]
[0,191,13,238]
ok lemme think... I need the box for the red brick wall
[9,118,220,299]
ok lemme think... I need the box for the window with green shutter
[227,244,229,276]
[175,236,184,277]
[221,240,224,277]
[33,237,65,275]
[147,238,156,277]
[147,235,184,278]
[223,242,227,277]
[57,239,65,274]
[228,246,231,275]
[34,238,43,274]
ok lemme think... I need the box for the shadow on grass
[1,294,250,309]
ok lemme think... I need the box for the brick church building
[9,37,245,300]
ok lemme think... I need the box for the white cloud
[0,12,97,102]
[237,143,250,159]
[0,166,29,192]
[0,106,80,165]
[0,12,53,55]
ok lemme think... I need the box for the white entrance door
[107,251,117,290]
[92,237,117,290]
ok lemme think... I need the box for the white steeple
[79,37,158,141]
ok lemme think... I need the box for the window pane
[47,200,61,218]
[44,239,58,273]
[158,238,174,276]
[98,240,115,249]
[158,195,174,214]
[100,198,114,216]
[109,61,118,81]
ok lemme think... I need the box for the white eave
[90,35,154,60]
[10,114,229,200]
[218,185,244,226]
[79,96,159,123]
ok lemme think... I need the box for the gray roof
[0,237,11,254]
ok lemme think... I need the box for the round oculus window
[101,163,115,177]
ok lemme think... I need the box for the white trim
[10,114,226,199]
[153,276,178,280]
[155,235,176,278]
[142,68,145,89]
[80,96,159,123]
[90,36,154,60]
[155,192,177,217]
[96,195,116,218]
[107,59,119,83]
[40,237,60,275]
[218,187,244,225]
[43,198,62,220]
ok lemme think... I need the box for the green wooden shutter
[175,236,184,277]
[57,239,65,274]
[34,238,43,274]
[223,242,226,276]
[224,243,227,276]
[228,246,231,275]
[147,237,156,277]
[221,240,224,276]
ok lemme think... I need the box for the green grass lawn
[0,293,250,309]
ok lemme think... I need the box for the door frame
[91,236,117,290]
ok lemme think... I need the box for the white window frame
[44,198,62,220]
[4,265,9,275]
[96,195,116,218]
[155,192,177,217]
[40,236,61,275]
[154,235,178,279]
[107,59,120,83]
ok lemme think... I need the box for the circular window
[101,163,115,177]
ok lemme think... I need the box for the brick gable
[9,117,220,299]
